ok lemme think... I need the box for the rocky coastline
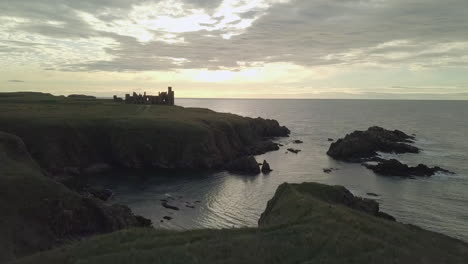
[0,93,290,262]
[327,126,453,178]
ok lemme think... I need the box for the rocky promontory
[327,126,419,162]
[0,93,289,177]
[364,159,454,177]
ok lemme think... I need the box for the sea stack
[261,160,272,173]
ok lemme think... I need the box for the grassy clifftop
[14,182,468,264]
[0,92,289,173]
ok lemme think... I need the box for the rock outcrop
[364,159,454,177]
[261,160,272,173]
[0,132,151,262]
[225,156,261,174]
[327,126,419,162]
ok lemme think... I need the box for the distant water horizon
[92,99,468,242]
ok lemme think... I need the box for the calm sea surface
[92,99,468,241]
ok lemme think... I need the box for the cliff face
[0,132,150,262]
[0,96,289,174]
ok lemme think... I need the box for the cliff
[0,132,150,262]
[0,93,289,175]
[13,182,468,264]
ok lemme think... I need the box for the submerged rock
[367,192,380,197]
[261,160,272,173]
[323,168,339,174]
[225,156,261,174]
[161,202,180,211]
[293,140,303,144]
[328,138,334,142]
[364,159,454,177]
[327,126,419,162]
[287,148,301,154]
[163,216,173,221]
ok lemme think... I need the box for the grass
[12,182,468,264]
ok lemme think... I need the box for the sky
[1,0,468,99]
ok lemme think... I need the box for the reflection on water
[92,99,468,241]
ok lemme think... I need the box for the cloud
[1,0,468,73]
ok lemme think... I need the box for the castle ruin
[113,87,175,105]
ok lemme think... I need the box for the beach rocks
[364,159,453,177]
[225,156,260,174]
[287,148,301,154]
[293,140,303,144]
[261,160,272,173]
[327,126,419,162]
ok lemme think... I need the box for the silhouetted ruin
[113,87,175,105]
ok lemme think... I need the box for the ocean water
[92,99,468,241]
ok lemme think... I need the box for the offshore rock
[327,126,419,162]
[261,160,272,174]
[364,159,454,177]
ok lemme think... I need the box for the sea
[91,99,468,242]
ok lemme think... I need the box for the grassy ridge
[13,182,468,264]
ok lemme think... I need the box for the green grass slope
[0,92,288,173]
[13,182,468,264]
[0,132,148,262]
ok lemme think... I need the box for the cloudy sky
[1,0,468,99]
